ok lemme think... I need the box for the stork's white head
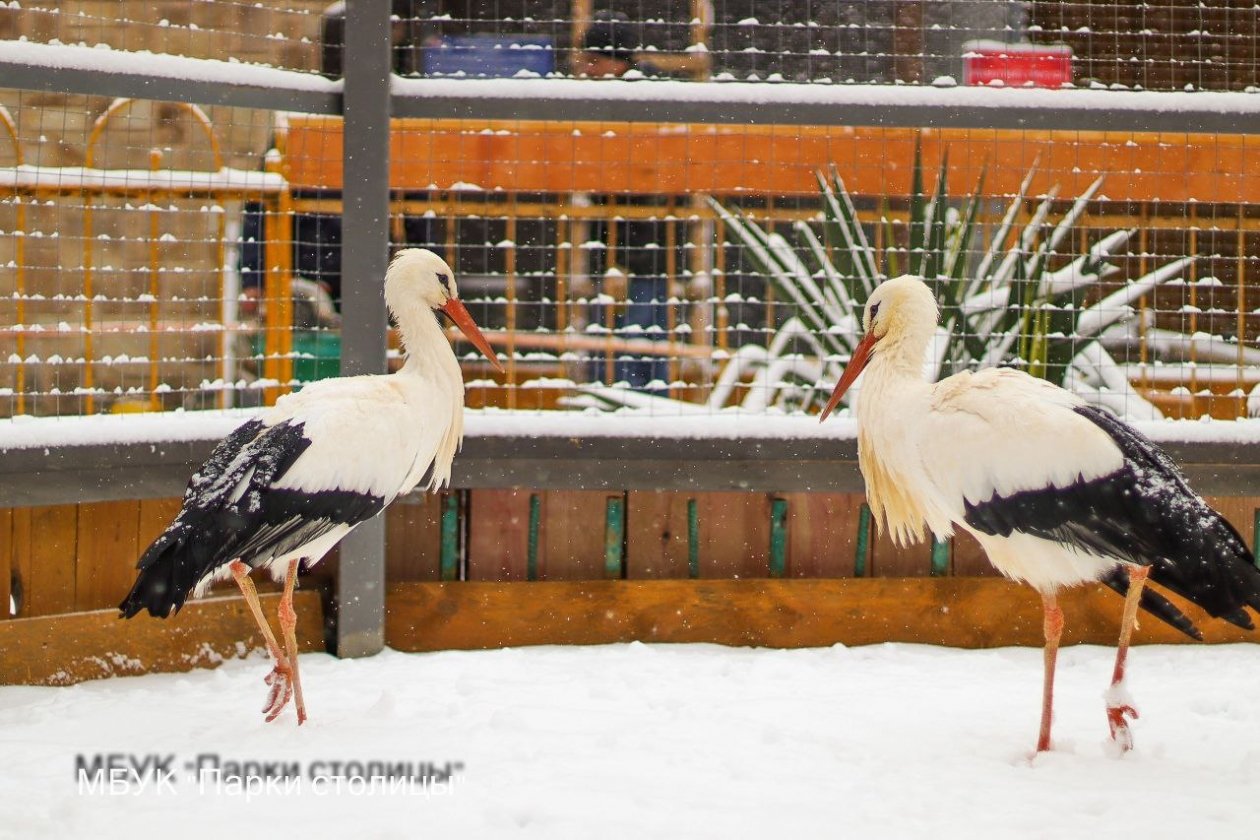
[820,275,939,422]
[385,248,459,310]
[863,275,939,343]
[384,248,503,372]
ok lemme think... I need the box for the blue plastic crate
[423,35,555,78]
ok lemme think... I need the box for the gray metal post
[336,0,392,658]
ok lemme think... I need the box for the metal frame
[333,0,394,659]
[389,78,1260,135]
[0,46,340,116]
[5,432,1260,508]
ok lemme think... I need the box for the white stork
[819,275,1260,753]
[119,249,501,724]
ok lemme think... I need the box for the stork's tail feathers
[118,522,212,619]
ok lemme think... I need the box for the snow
[9,408,1260,452]
[3,642,1260,837]
[0,408,256,451]
[0,39,339,94]
[0,165,286,194]
[393,75,1260,118]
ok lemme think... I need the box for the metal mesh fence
[0,1,331,74]
[2,2,1259,422]
[5,2,1258,88]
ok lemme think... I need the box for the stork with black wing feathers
[820,275,1260,753]
[119,249,502,724]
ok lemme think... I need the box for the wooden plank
[0,509,10,619]
[782,492,860,578]
[626,491,692,579]
[385,578,1259,652]
[21,504,78,617]
[11,508,29,617]
[285,116,1260,204]
[466,488,532,581]
[869,510,930,577]
[540,490,611,580]
[0,591,324,686]
[385,494,441,582]
[698,492,772,578]
[74,500,141,612]
[950,529,998,577]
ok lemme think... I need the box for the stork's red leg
[276,558,308,725]
[1106,564,1150,751]
[230,560,296,723]
[1037,591,1064,752]
[230,560,285,663]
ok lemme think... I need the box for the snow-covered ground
[3,642,1259,839]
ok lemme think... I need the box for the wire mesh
[3,2,1259,88]
[0,1,332,74]
[1,2,1259,422]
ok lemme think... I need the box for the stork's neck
[857,330,933,420]
[868,330,932,383]
[392,300,462,387]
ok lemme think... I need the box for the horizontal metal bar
[0,46,340,115]
[392,78,1260,135]
[3,433,1260,508]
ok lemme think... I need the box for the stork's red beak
[819,331,878,422]
[442,298,505,373]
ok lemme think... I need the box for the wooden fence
[4,487,1259,685]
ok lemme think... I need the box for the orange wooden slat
[0,509,10,620]
[11,508,29,618]
[950,529,999,578]
[283,116,1260,204]
[466,488,533,581]
[782,492,861,578]
[697,492,772,579]
[0,591,324,686]
[540,490,611,580]
[626,490,692,579]
[385,578,1258,652]
[385,495,442,582]
[21,505,78,617]
[74,500,141,612]
[869,510,931,577]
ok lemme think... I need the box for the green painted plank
[769,497,788,578]
[527,493,541,581]
[604,496,625,579]
[930,537,951,577]
[687,498,699,579]
[855,503,871,578]
[439,492,461,582]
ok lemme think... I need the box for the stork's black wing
[119,418,385,618]
[964,405,1260,637]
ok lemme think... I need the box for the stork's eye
[869,302,881,320]
[437,273,452,292]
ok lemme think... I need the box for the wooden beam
[0,591,324,686]
[283,116,1260,204]
[384,578,1258,652]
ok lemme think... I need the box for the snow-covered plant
[572,141,1195,420]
